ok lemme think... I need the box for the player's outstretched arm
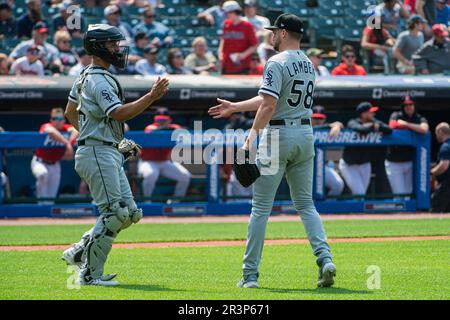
[208,96,263,119]
[111,77,169,122]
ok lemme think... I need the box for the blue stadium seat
[14,6,25,17]
[165,0,188,5]
[259,0,289,11]
[319,0,348,9]
[335,28,362,43]
[161,17,181,27]
[342,17,367,29]
[308,17,343,47]
[80,6,104,18]
[348,0,378,10]
[287,0,310,9]
[286,6,316,19]
[315,7,345,18]
[181,6,207,16]
[155,7,183,17]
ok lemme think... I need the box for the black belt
[78,140,118,148]
[269,118,311,126]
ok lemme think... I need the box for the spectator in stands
[435,0,449,26]
[54,30,77,74]
[103,4,134,46]
[311,105,345,196]
[52,0,87,39]
[197,0,227,28]
[0,126,11,199]
[10,44,44,76]
[412,23,450,74]
[184,36,219,75]
[17,0,44,39]
[393,14,426,74]
[31,107,78,204]
[248,52,263,75]
[218,1,258,75]
[131,32,150,58]
[166,48,193,74]
[68,48,92,76]
[306,48,330,76]
[339,102,392,196]
[331,45,367,76]
[10,21,63,75]
[0,2,16,38]
[386,96,429,198]
[0,53,11,75]
[431,122,450,212]
[361,16,396,74]
[403,0,417,14]
[138,108,191,202]
[416,0,437,26]
[257,30,276,65]
[242,0,270,39]
[135,44,167,75]
[374,0,410,37]
[132,5,176,48]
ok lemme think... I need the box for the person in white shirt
[135,45,167,75]
[10,45,44,76]
[243,0,270,39]
[68,48,92,76]
[306,48,331,76]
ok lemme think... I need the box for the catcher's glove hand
[118,138,142,162]
[233,148,260,188]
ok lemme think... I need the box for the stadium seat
[342,17,367,30]
[181,6,207,16]
[287,0,309,9]
[155,7,183,18]
[315,7,345,18]
[348,0,378,10]
[285,6,316,19]
[344,6,373,18]
[165,0,188,5]
[335,28,362,43]
[319,0,348,10]
[80,6,104,18]
[322,58,340,71]
[259,0,289,11]
[308,17,342,47]
[161,17,181,27]
[14,6,25,17]
[2,38,20,51]
[42,5,58,19]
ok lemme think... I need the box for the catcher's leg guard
[119,199,143,231]
[79,202,130,283]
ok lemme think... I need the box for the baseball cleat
[79,278,119,287]
[317,262,336,288]
[61,244,84,268]
[101,273,118,281]
[237,274,259,288]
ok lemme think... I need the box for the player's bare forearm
[111,77,169,122]
[44,125,71,146]
[243,94,277,150]
[208,96,263,119]
[405,122,429,134]
[431,160,449,176]
[64,100,79,131]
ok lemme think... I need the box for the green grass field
[0,218,449,300]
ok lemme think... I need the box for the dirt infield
[1,235,449,252]
[0,213,449,226]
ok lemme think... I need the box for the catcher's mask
[84,24,129,69]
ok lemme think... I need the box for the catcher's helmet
[84,24,129,69]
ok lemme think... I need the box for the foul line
[0,235,449,252]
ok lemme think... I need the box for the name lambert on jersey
[286,59,315,77]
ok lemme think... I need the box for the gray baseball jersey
[69,65,125,144]
[258,50,315,120]
[241,49,332,279]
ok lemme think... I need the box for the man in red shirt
[31,107,78,204]
[138,108,191,201]
[331,45,368,76]
[218,1,259,75]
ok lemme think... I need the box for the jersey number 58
[287,80,314,109]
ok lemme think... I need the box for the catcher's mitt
[233,148,260,188]
[118,138,142,162]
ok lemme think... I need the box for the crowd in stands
[0,0,448,76]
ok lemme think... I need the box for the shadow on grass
[263,287,373,295]
[115,284,188,293]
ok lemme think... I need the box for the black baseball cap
[356,102,379,114]
[265,13,304,34]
